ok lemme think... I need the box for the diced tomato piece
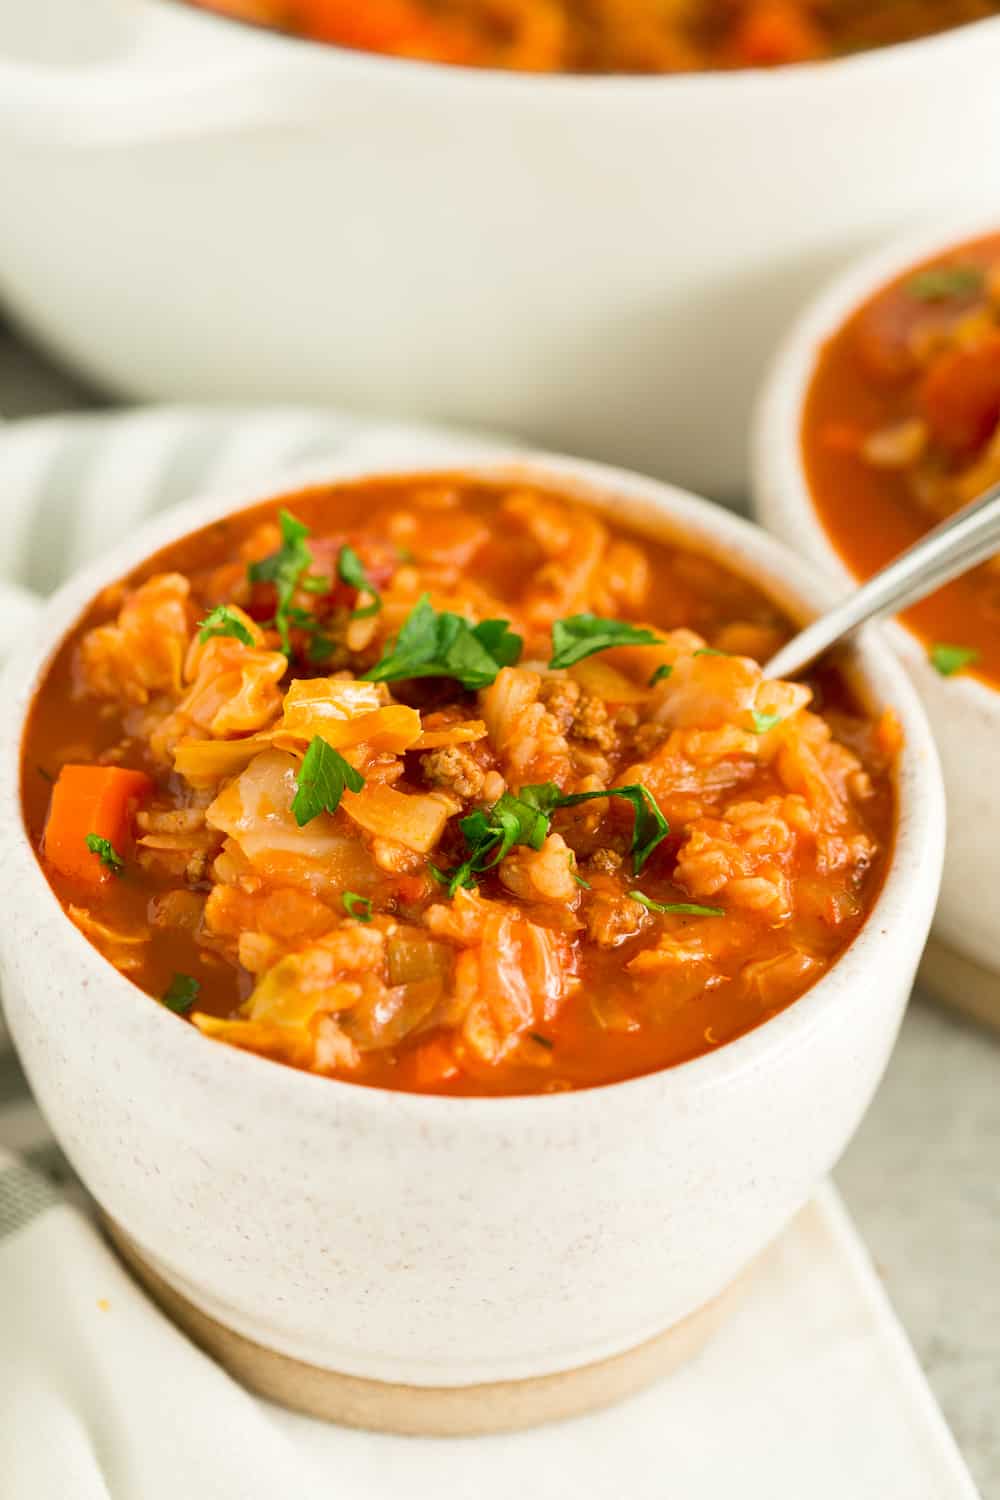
[44,765,153,887]
[729,2,824,65]
[244,581,282,625]
[918,332,1000,456]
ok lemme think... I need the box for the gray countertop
[1,323,996,1497]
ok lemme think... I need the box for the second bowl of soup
[753,218,1000,998]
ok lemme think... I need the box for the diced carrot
[918,331,1000,456]
[44,765,153,887]
[411,1036,461,1088]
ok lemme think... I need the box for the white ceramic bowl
[0,447,943,1390]
[752,215,1000,979]
[3,4,1000,496]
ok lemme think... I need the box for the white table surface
[1,320,996,1498]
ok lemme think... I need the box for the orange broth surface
[188,0,1000,73]
[22,476,896,1095]
[803,231,1000,689]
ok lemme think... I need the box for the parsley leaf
[461,792,551,867]
[428,860,477,895]
[629,891,724,917]
[546,784,669,874]
[929,642,980,677]
[343,891,373,922]
[197,605,254,646]
[750,711,783,734]
[85,833,124,876]
[907,266,984,302]
[362,595,523,690]
[337,544,382,619]
[306,632,337,665]
[291,737,365,827]
[162,974,201,1014]
[469,618,524,669]
[433,778,669,895]
[452,774,668,888]
[549,614,661,670]
[432,790,550,895]
[247,508,317,655]
[648,664,673,687]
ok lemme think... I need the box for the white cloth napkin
[0,1135,979,1500]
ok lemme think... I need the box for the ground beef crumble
[420,745,486,800]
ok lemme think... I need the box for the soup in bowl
[188,0,1000,72]
[0,450,943,1426]
[753,220,1000,1000]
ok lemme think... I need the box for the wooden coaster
[919,935,1000,1034]
[104,1217,743,1436]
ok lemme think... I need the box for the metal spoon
[764,480,1000,679]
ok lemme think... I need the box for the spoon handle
[764,480,1000,680]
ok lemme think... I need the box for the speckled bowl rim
[751,210,1000,722]
[0,446,944,1126]
[166,0,1000,97]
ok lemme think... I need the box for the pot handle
[0,582,44,661]
[0,0,331,147]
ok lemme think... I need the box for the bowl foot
[103,1216,743,1435]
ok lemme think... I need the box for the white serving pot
[752,215,1000,981]
[2,3,1000,497]
[0,448,943,1395]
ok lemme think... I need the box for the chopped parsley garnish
[362,594,522,691]
[906,265,984,302]
[629,891,724,917]
[433,778,669,892]
[161,974,200,1014]
[648,664,673,687]
[343,891,373,922]
[548,614,661,670]
[85,833,124,876]
[291,737,365,827]
[306,631,337,665]
[694,647,729,657]
[568,853,591,889]
[929,642,980,677]
[247,508,322,655]
[428,860,473,893]
[750,711,783,734]
[542,780,668,876]
[197,605,254,646]
[433,790,551,895]
[337,544,382,619]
